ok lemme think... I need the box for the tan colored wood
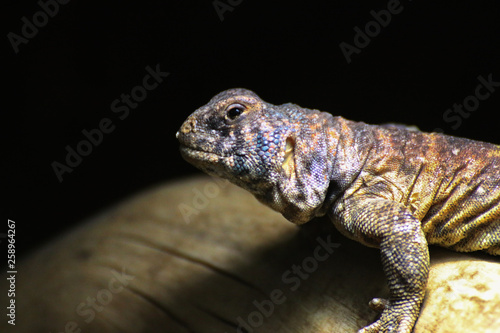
[2,176,499,333]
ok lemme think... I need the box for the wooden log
[1,176,499,333]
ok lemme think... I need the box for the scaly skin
[176,88,500,332]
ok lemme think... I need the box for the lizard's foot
[358,299,420,333]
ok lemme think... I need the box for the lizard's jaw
[179,145,232,179]
[177,128,224,157]
[176,112,235,177]
[179,145,219,163]
[177,130,232,178]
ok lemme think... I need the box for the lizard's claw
[358,298,420,333]
[368,298,389,312]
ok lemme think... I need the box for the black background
[5,0,500,257]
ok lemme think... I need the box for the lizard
[176,88,500,333]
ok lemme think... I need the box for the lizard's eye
[225,104,245,121]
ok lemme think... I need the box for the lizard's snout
[178,115,197,136]
[177,115,200,147]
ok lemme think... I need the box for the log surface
[2,176,499,333]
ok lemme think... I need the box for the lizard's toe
[369,298,389,312]
[358,299,418,333]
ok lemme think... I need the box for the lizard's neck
[253,112,374,225]
[318,116,375,215]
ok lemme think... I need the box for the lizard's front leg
[333,197,430,333]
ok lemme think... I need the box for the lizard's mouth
[177,130,222,160]
[178,144,231,179]
[176,130,233,178]
[179,145,223,164]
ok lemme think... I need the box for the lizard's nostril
[180,117,196,134]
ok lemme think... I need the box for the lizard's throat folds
[282,137,296,178]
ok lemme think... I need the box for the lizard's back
[346,124,500,255]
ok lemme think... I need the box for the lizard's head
[177,88,292,189]
[177,88,333,224]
